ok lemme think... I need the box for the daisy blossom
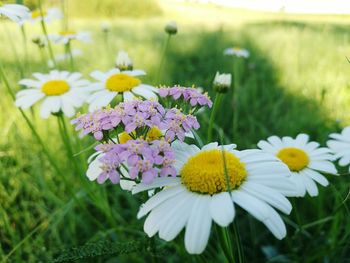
[134,141,297,254]
[19,7,62,24]
[224,47,250,58]
[86,68,158,112]
[327,126,350,171]
[258,134,337,197]
[16,70,90,118]
[0,3,29,22]
[49,31,91,44]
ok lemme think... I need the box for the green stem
[20,25,28,74]
[232,59,240,139]
[155,34,171,84]
[65,41,75,71]
[38,0,57,68]
[207,94,222,142]
[233,222,244,263]
[216,225,236,263]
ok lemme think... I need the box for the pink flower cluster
[159,86,213,108]
[95,139,176,184]
[72,100,200,142]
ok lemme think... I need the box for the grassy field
[1,0,350,262]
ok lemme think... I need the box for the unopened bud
[165,21,177,35]
[213,72,231,93]
[115,51,133,71]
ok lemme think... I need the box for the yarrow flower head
[16,70,90,118]
[86,68,158,111]
[258,134,337,197]
[0,3,29,22]
[72,100,200,142]
[115,50,133,71]
[49,31,91,44]
[213,71,231,93]
[87,139,176,185]
[134,141,298,254]
[224,47,250,58]
[159,86,212,110]
[327,126,350,171]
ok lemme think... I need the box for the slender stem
[38,0,57,68]
[20,25,28,74]
[233,222,245,263]
[216,225,235,263]
[155,34,171,84]
[65,41,75,71]
[232,59,240,139]
[207,94,222,142]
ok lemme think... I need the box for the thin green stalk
[233,222,244,263]
[20,25,28,74]
[38,0,57,68]
[232,59,240,139]
[155,34,171,84]
[216,225,235,263]
[65,41,75,71]
[207,93,222,142]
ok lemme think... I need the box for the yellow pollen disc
[146,126,162,142]
[105,73,141,92]
[277,147,309,172]
[60,30,76,36]
[181,149,247,195]
[119,132,133,144]
[41,80,70,96]
[31,10,46,19]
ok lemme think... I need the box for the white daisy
[327,126,350,171]
[49,31,91,44]
[15,70,90,118]
[0,3,29,22]
[258,134,337,197]
[224,47,250,58]
[86,68,158,112]
[134,141,297,254]
[19,7,62,24]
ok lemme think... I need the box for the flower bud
[115,51,133,71]
[32,35,47,48]
[213,72,231,93]
[164,21,177,35]
[101,21,110,33]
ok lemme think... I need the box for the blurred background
[1,0,350,262]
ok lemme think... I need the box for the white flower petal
[209,192,235,227]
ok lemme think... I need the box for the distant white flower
[19,7,62,24]
[224,47,250,58]
[101,21,111,32]
[86,68,158,112]
[0,3,29,22]
[327,126,350,171]
[48,49,83,68]
[258,134,337,197]
[165,20,178,35]
[50,31,91,44]
[115,51,133,71]
[213,71,231,93]
[16,70,90,118]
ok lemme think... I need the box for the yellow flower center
[60,30,76,36]
[277,147,309,172]
[119,132,133,144]
[181,149,247,195]
[118,126,162,144]
[146,126,162,142]
[41,80,70,96]
[105,73,141,92]
[31,10,46,19]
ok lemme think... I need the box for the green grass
[1,0,350,262]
